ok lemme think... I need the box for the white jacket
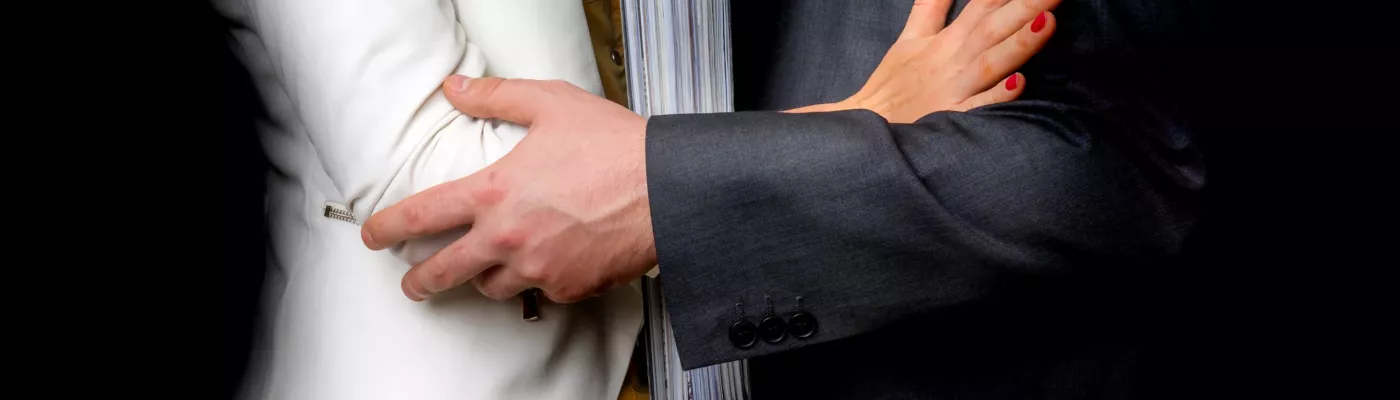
[215,0,643,399]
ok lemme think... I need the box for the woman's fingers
[955,73,1024,111]
[899,0,955,39]
[958,11,1056,93]
[954,0,1061,64]
[940,0,1011,38]
[807,0,1058,122]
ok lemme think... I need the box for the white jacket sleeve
[216,0,602,264]
[216,2,641,400]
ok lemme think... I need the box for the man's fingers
[899,0,954,39]
[471,266,531,301]
[954,0,1061,64]
[442,75,551,126]
[401,231,503,301]
[959,11,1056,92]
[954,73,1024,111]
[362,177,483,250]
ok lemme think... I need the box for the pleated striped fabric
[620,1,749,399]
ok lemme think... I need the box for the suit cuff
[645,110,891,369]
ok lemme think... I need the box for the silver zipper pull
[323,201,359,225]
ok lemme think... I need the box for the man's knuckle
[489,227,527,251]
[469,174,507,207]
[559,287,590,304]
[425,267,455,290]
[481,284,513,300]
[466,77,503,98]
[518,267,544,283]
[448,241,482,264]
[402,206,431,236]
[517,261,550,283]
[543,288,581,304]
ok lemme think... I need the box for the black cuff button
[788,312,818,339]
[758,316,788,344]
[729,320,758,349]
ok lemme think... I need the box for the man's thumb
[443,75,543,126]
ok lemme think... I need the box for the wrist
[785,96,888,118]
[785,102,842,114]
[838,94,889,118]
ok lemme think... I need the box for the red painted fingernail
[1006,74,1019,91]
[1031,12,1047,33]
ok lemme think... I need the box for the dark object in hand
[522,288,541,321]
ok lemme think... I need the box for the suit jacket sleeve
[646,104,1201,369]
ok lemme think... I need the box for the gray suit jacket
[646,0,1208,397]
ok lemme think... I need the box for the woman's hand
[793,0,1059,122]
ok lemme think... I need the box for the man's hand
[361,0,1063,304]
[361,76,655,303]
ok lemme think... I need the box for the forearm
[647,107,1200,368]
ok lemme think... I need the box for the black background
[35,1,1397,398]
